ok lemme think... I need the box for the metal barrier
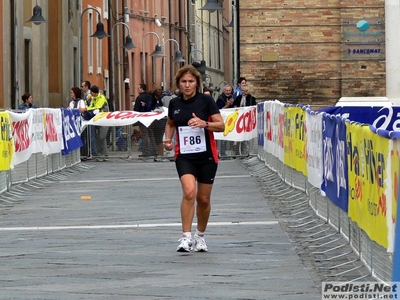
[254,146,393,284]
[81,122,174,160]
[0,149,82,193]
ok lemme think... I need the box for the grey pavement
[0,157,321,300]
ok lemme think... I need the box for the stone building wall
[239,0,385,106]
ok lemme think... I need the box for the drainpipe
[10,0,18,109]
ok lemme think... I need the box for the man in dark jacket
[216,85,234,109]
[134,83,154,157]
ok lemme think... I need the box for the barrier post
[392,199,400,280]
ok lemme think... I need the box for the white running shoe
[194,234,208,252]
[177,237,193,252]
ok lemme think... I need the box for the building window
[103,0,109,19]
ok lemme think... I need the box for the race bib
[178,126,206,154]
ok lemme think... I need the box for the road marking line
[0,221,278,231]
[63,175,251,184]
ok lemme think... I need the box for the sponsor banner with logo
[84,110,169,129]
[321,114,348,212]
[8,110,35,165]
[214,106,257,141]
[61,108,83,155]
[347,123,389,248]
[284,105,307,176]
[0,112,14,171]
[389,133,400,253]
[319,106,400,132]
[263,100,285,162]
[43,108,63,155]
[30,108,46,154]
[305,109,323,189]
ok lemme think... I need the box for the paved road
[0,157,321,300]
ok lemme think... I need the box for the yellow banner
[283,106,307,175]
[347,123,389,248]
[389,138,400,251]
[0,112,14,171]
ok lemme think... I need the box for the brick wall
[239,0,385,106]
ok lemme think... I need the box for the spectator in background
[81,81,92,106]
[133,83,154,157]
[69,87,86,109]
[232,85,256,156]
[80,81,94,159]
[81,85,109,159]
[216,85,234,157]
[233,85,256,107]
[232,77,247,99]
[69,87,86,153]
[216,85,234,109]
[159,89,174,108]
[18,93,37,110]
[149,89,165,158]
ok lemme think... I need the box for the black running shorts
[175,156,218,184]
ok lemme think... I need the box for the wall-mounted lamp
[90,22,110,39]
[162,39,186,89]
[110,22,136,111]
[199,0,223,13]
[189,49,204,64]
[80,7,110,81]
[123,35,136,50]
[27,0,48,25]
[142,32,165,84]
[151,45,166,57]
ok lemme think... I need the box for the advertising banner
[0,112,14,171]
[264,101,284,162]
[43,108,63,155]
[305,109,323,189]
[321,114,348,212]
[347,123,389,248]
[8,110,34,165]
[320,106,400,131]
[61,108,83,155]
[214,106,257,141]
[284,105,307,175]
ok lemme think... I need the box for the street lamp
[189,49,203,64]
[80,7,110,82]
[109,22,136,112]
[199,0,223,12]
[27,0,48,25]
[142,32,165,85]
[162,39,185,90]
[230,0,238,86]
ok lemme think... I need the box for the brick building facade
[239,0,385,106]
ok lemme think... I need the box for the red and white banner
[8,109,63,165]
[84,110,168,129]
[214,106,258,141]
[84,107,258,141]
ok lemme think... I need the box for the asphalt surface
[0,156,323,299]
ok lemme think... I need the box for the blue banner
[319,106,400,131]
[61,108,83,155]
[322,114,349,212]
